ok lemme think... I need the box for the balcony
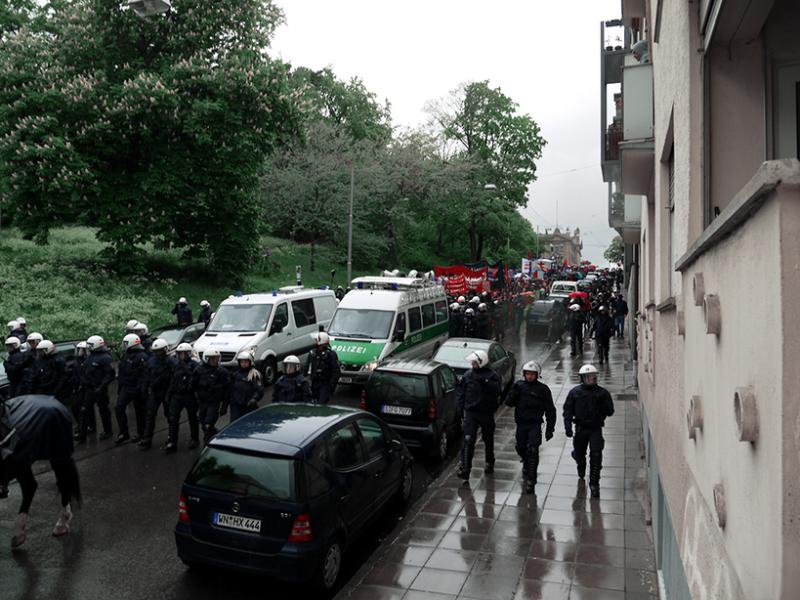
[609,190,624,231]
[619,56,654,195]
[622,194,642,243]
[600,19,628,184]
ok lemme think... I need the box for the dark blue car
[174,403,413,591]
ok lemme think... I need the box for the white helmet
[76,341,88,355]
[465,308,475,317]
[151,338,169,352]
[7,320,18,331]
[470,296,480,305]
[203,348,221,363]
[579,364,599,376]
[86,335,105,350]
[133,322,148,335]
[522,361,541,374]
[599,305,607,311]
[175,342,193,354]
[5,336,21,350]
[466,349,489,368]
[569,304,581,312]
[312,331,330,345]
[284,355,301,366]
[200,300,210,308]
[16,317,26,326]
[237,351,254,363]
[449,302,460,311]
[457,296,466,303]
[27,332,44,344]
[122,334,142,350]
[37,340,55,355]
[478,303,488,312]
[178,297,187,304]
[126,319,139,331]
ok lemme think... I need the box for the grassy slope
[0,227,358,344]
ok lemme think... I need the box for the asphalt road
[0,326,555,600]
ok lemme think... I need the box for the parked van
[327,277,449,384]
[549,280,578,298]
[192,287,337,385]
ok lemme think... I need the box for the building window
[667,147,675,296]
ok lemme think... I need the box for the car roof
[375,358,443,375]
[209,403,362,456]
[219,289,334,307]
[441,338,493,349]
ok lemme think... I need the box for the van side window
[408,307,422,332]
[435,300,448,323]
[326,423,365,470]
[421,303,436,328]
[272,303,289,334]
[291,298,317,328]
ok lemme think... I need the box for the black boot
[589,463,602,498]
[572,450,586,479]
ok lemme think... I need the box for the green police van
[327,276,450,384]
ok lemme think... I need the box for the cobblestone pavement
[337,335,658,600]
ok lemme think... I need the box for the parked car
[175,403,413,591]
[526,298,568,342]
[361,359,459,460]
[0,341,82,401]
[432,338,517,393]
[548,280,579,299]
[152,323,206,355]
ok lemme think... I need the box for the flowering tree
[0,0,301,277]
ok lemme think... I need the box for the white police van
[326,276,449,384]
[192,287,337,385]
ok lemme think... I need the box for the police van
[192,287,338,385]
[326,276,449,384]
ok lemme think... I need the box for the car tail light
[428,399,437,420]
[288,513,313,542]
[178,495,190,523]
[359,389,366,410]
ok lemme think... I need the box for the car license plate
[339,377,353,384]
[213,512,262,533]
[382,405,412,416]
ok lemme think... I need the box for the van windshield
[208,304,273,333]
[187,447,295,500]
[328,308,394,340]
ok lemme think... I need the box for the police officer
[139,338,174,450]
[307,332,340,404]
[463,308,478,338]
[198,300,213,329]
[476,303,491,340]
[64,341,90,430]
[163,343,199,452]
[224,351,263,422]
[125,319,140,335]
[3,337,32,398]
[592,306,614,365]
[76,336,115,443]
[171,297,193,327]
[26,340,66,398]
[273,355,312,403]
[456,350,502,480]
[193,348,230,444]
[505,361,556,493]
[115,334,149,444]
[568,301,585,357]
[335,286,345,301]
[10,319,27,345]
[448,303,464,338]
[563,364,615,498]
[133,322,153,353]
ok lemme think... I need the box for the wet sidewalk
[336,336,657,600]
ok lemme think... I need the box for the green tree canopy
[604,235,624,264]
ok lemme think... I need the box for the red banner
[443,275,467,296]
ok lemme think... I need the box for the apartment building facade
[601,1,800,598]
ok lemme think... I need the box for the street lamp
[127,0,172,18]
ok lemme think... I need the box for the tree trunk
[469,215,478,261]
[388,224,398,270]
[476,235,484,262]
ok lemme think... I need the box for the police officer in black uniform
[133,322,153,353]
[273,355,312,403]
[76,336,115,442]
[139,338,174,450]
[505,361,556,493]
[163,343,199,452]
[563,364,615,498]
[568,300,585,357]
[3,337,32,398]
[448,303,464,338]
[307,332,339,404]
[115,334,149,444]
[64,341,90,430]
[193,348,230,444]
[198,300,213,329]
[456,350,502,480]
[26,340,66,398]
[462,308,478,338]
[224,351,263,422]
[476,303,492,340]
[171,297,193,327]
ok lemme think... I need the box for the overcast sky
[271,0,622,264]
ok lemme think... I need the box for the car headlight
[361,360,379,372]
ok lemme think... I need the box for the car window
[367,371,430,403]
[314,295,337,323]
[408,307,422,332]
[291,298,317,329]
[440,366,456,390]
[305,442,331,499]
[421,303,436,328]
[432,371,443,398]
[489,344,506,362]
[394,312,406,336]
[435,300,448,323]
[183,325,203,343]
[356,418,386,460]
[272,303,289,333]
[326,423,366,470]
[187,447,295,500]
